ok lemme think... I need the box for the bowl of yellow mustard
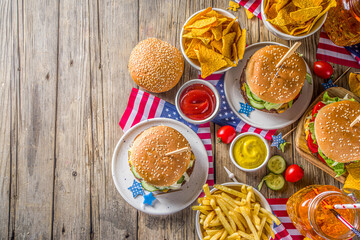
[229,132,270,172]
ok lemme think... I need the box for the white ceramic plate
[112,118,209,215]
[224,42,313,130]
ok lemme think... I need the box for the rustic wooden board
[295,87,360,184]
[52,0,92,238]
[13,0,59,238]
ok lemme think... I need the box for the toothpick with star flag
[271,127,297,152]
[238,102,255,117]
[322,67,351,90]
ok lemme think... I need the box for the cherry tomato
[312,102,326,119]
[313,61,333,79]
[217,126,236,144]
[285,164,304,183]
[306,134,318,153]
[317,153,326,164]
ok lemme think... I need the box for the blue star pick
[322,79,337,90]
[128,180,144,198]
[239,102,255,117]
[271,133,286,150]
[143,192,156,206]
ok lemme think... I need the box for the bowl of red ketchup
[176,79,220,125]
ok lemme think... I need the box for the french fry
[253,203,260,216]
[206,229,222,236]
[237,230,254,239]
[192,205,213,211]
[200,210,210,215]
[203,199,211,205]
[264,223,275,239]
[204,211,216,229]
[221,193,242,207]
[241,185,247,194]
[220,229,228,240]
[215,207,234,235]
[200,214,207,220]
[203,236,211,240]
[246,186,256,202]
[200,218,204,225]
[257,217,267,237]
[233,210,248,229]
[229,211,245,232]
[261,233,268,240]
[227,232,240,240]
[260,208,281,225]
[204,184,212,198]
[217,198,237,232]
[198,197,204,204]
[210,229,224,240]
[211,198,217,209]
[246,192,252,207]
[258,213,273,225]
[214,184,247,199]
[239,207,260,240]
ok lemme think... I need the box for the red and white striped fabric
[236,0,262,19]
[316,30,360,69]
[119,88,214,187]
[267,198,304,240]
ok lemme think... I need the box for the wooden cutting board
[295,87,360,184]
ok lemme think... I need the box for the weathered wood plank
[0,0,18,238]
[52,0,92,238]
[90,0,139,239]
[13,0,59,238]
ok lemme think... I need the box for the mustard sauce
[232,135,267,169]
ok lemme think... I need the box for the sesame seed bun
[129,126,193,187]
[315,100,360,163]
[245,45,306,104]
[128,38,184,93]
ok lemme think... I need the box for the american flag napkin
[236,0,262,19]
[316,30,360,69]
[119,88,215,187]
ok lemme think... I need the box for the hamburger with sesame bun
[128,125,195,192]
[304,92,360,177]
[128,38,184,93]
[240,45,308,113]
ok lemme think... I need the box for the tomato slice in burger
[306,135,318,153]
[312,102,326,119]
[317,153,326,164]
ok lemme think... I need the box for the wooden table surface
[1,0,358,239]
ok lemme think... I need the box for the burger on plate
[240,45,307,113]
[304,92,360,177]
[128,125,195,192]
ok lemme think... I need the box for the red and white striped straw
[326,203,360,209]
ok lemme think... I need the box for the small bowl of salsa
[229,132,270,172]
[175,79,220,125]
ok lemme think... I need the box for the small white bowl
[229,132,270,172]
[260,1,327,40]
[195,182,273,240]
[175,79,220,125]
[180,8,238,75]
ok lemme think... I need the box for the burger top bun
[315,100,360,163]
[246,45,307,104]
[128,38,184,93]
[130,126,191,187]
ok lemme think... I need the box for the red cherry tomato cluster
[217,126,236,144]
[313,61,333,79]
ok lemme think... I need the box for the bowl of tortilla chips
[261,0,336,40]
[180,7,246,79]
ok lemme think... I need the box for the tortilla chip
[293,0,322,8]
[245,9,255,19]
[224,57,237,67]
[276,0,290,12]
[182,32,212,45]
[349,73,360,97]
[222,32,236,58]
[185,16,217,29]
[344,173,360,192]
[266,4,279,19]
[195,45,228,78]
[223,17,237,36]
[237,28,246,60]
[233,22,242,42]
[308,0,337,32]
[211,25,222,41]
[185,39,202,59]
[227,1,241,12]
[211,40,223,53]
[232,43,238,64]
[184,7,213,28]
[188,26,211,36]
[290,6,322,24]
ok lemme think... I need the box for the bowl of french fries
[192,183,281,240]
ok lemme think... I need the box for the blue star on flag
[143,192,156,206]
[128,180,144,198]
[271,133,286,150]
[238,102,255,117]
[322,79,337,90]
